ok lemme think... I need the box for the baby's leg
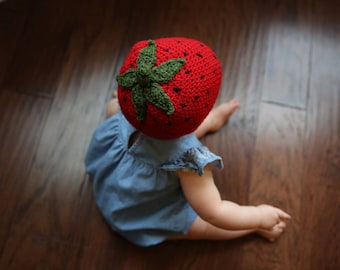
[170,216,286,242]
[106,90,120,118]
[195,99,240,139]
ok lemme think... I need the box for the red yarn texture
[117,37,222,139]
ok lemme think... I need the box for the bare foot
[257,221,287,242]
[106,90,120,118]
[195,99,240,139]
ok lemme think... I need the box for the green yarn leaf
[132,85,147,121]
[137,40,156,70]
[151,58,186,84]
[117,40,186,121]
[117,69,137,88]
[145,83,175,115]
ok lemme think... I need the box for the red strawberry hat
[117,37,222,139]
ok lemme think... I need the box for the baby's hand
[256,204,291,230]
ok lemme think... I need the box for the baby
[85,37,290,247]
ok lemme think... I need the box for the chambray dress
[85,112,223,246]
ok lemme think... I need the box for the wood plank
[261,0,312,109]
[1,0,80,97]
[207,0,269,205]
[241,103,306,269]
[0,0,29,87]
[297,1,340,268]
[0,90,52,257]
[0,233,69,269]
[164,0,226,43]
[0,1,129,266]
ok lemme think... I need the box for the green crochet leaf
[145,83,175,115]
[137,40,156,70]
[151,58,186,84]
[132,85,147,121]
[116,40,186,121]
[117,69,137,88]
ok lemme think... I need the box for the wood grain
[0,90,52,260]
[297,1,340,269]
[1,0,74,97]
[0,1,127,267]
[241,103,306,270]
[0,0,29,87]
[261,0,312,109]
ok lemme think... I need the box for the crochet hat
[116,37,222,139]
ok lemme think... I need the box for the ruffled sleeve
[160,146,223,176]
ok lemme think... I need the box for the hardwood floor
[0,0,339,269]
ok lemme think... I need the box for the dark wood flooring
[0,0,339,269]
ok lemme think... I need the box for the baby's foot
[106,90,120,118]
[206,99,240,132]
[257,221,287,242]
[195,99,240,138]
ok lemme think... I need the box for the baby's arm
[177,169,290,231]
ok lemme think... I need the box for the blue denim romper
[85,112,223,246]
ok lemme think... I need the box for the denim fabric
[85,112,223,246]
